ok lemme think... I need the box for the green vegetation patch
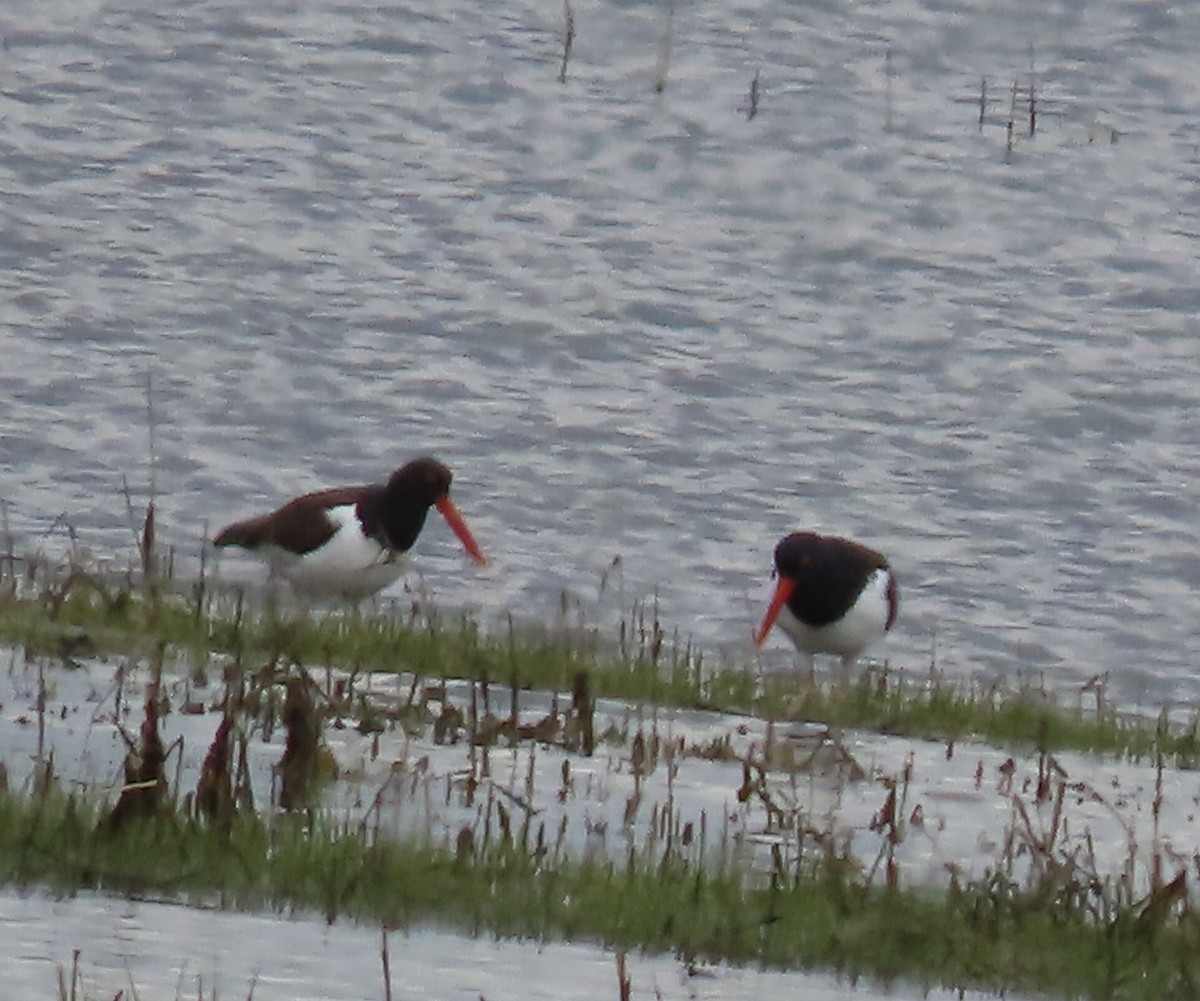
[3,786,1199,1001]
[3,566,1199,765]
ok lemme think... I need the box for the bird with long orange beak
[213,456,487,601]
[754,532,897,670]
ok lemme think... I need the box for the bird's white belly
[775,568,892,662]
[261,506,408,600]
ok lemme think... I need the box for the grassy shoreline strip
[3,579,1200,764]
[1,788,1197,1001]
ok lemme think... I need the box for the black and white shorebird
[754,532,898,670]
[213,457,487,601]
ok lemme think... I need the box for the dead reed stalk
[106,655,168,830]
[569,669,595,755]
[381,926,393,1001]
[558,0,575,83]
[1005,79,1017,161]
[615,950,631,1001]
[654,0,675,93]
[196,711,236,827]
[884,48,894,131]
[279,672,324,810]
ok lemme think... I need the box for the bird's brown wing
[213,486,365,555]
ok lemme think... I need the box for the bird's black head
[360,457,455,552]
[386,457,453,507]
[773,532,824,577]
[774,532,888,578]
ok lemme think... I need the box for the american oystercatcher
[213,457,487,600]
[753,532,898,669]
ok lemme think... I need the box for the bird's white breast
[262,504,408,600]
[775,568,893,664]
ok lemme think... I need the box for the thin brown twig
[654,0,675,93]
[558,0,575,83]
[381,926,393,1001]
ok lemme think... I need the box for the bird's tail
[212,517,268,550]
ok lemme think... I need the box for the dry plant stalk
[567,669,594,755]
[558,0,575,83]
[1005,79,1017,161]
[380,926,393,1001]
[1028,73,1037,136]
[654,0,675,93]
[615,950,631,1001]
[107,666,167,830]
[196,711,236,827]
[279,674,323,810]
[1028,43,1037,136]
[884,48,894,131]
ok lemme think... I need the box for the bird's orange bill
[435,496,488,565]
[754,575,797,647]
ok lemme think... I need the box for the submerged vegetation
[4,544,1200,1000]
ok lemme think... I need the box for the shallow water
[2,888,1026,1001]
[3,0,1200,706]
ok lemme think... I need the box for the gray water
[2,889,1025,1001]
[3,0,1200,706]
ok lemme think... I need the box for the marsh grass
[2,552,1200,764]
[5,547,1200,999]
[2,547,1200,763]
[7,778,1200,1001]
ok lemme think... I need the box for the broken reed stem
[1151,721,1166,892]
[278,674,322,811]
[978,76,987,129]
[37,656,46,767]
[615,950,631,1001]
[1028,42,1037,136]
[1005,79,1017,161]
[747,69,760,121]
[558,0,575,83]
[508,652,520,749]
[0,497,13,584]
[884,47,894,131]
[145,367,158,505]
[654,0,675,93]
[141,497,157,590]
[143,368,158,589]
[467,680,479,801]
[1028,71,1037,136]
[381,926,393,1001]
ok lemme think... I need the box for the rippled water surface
[2,890,1026,1001]
[4,0,1200,701]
